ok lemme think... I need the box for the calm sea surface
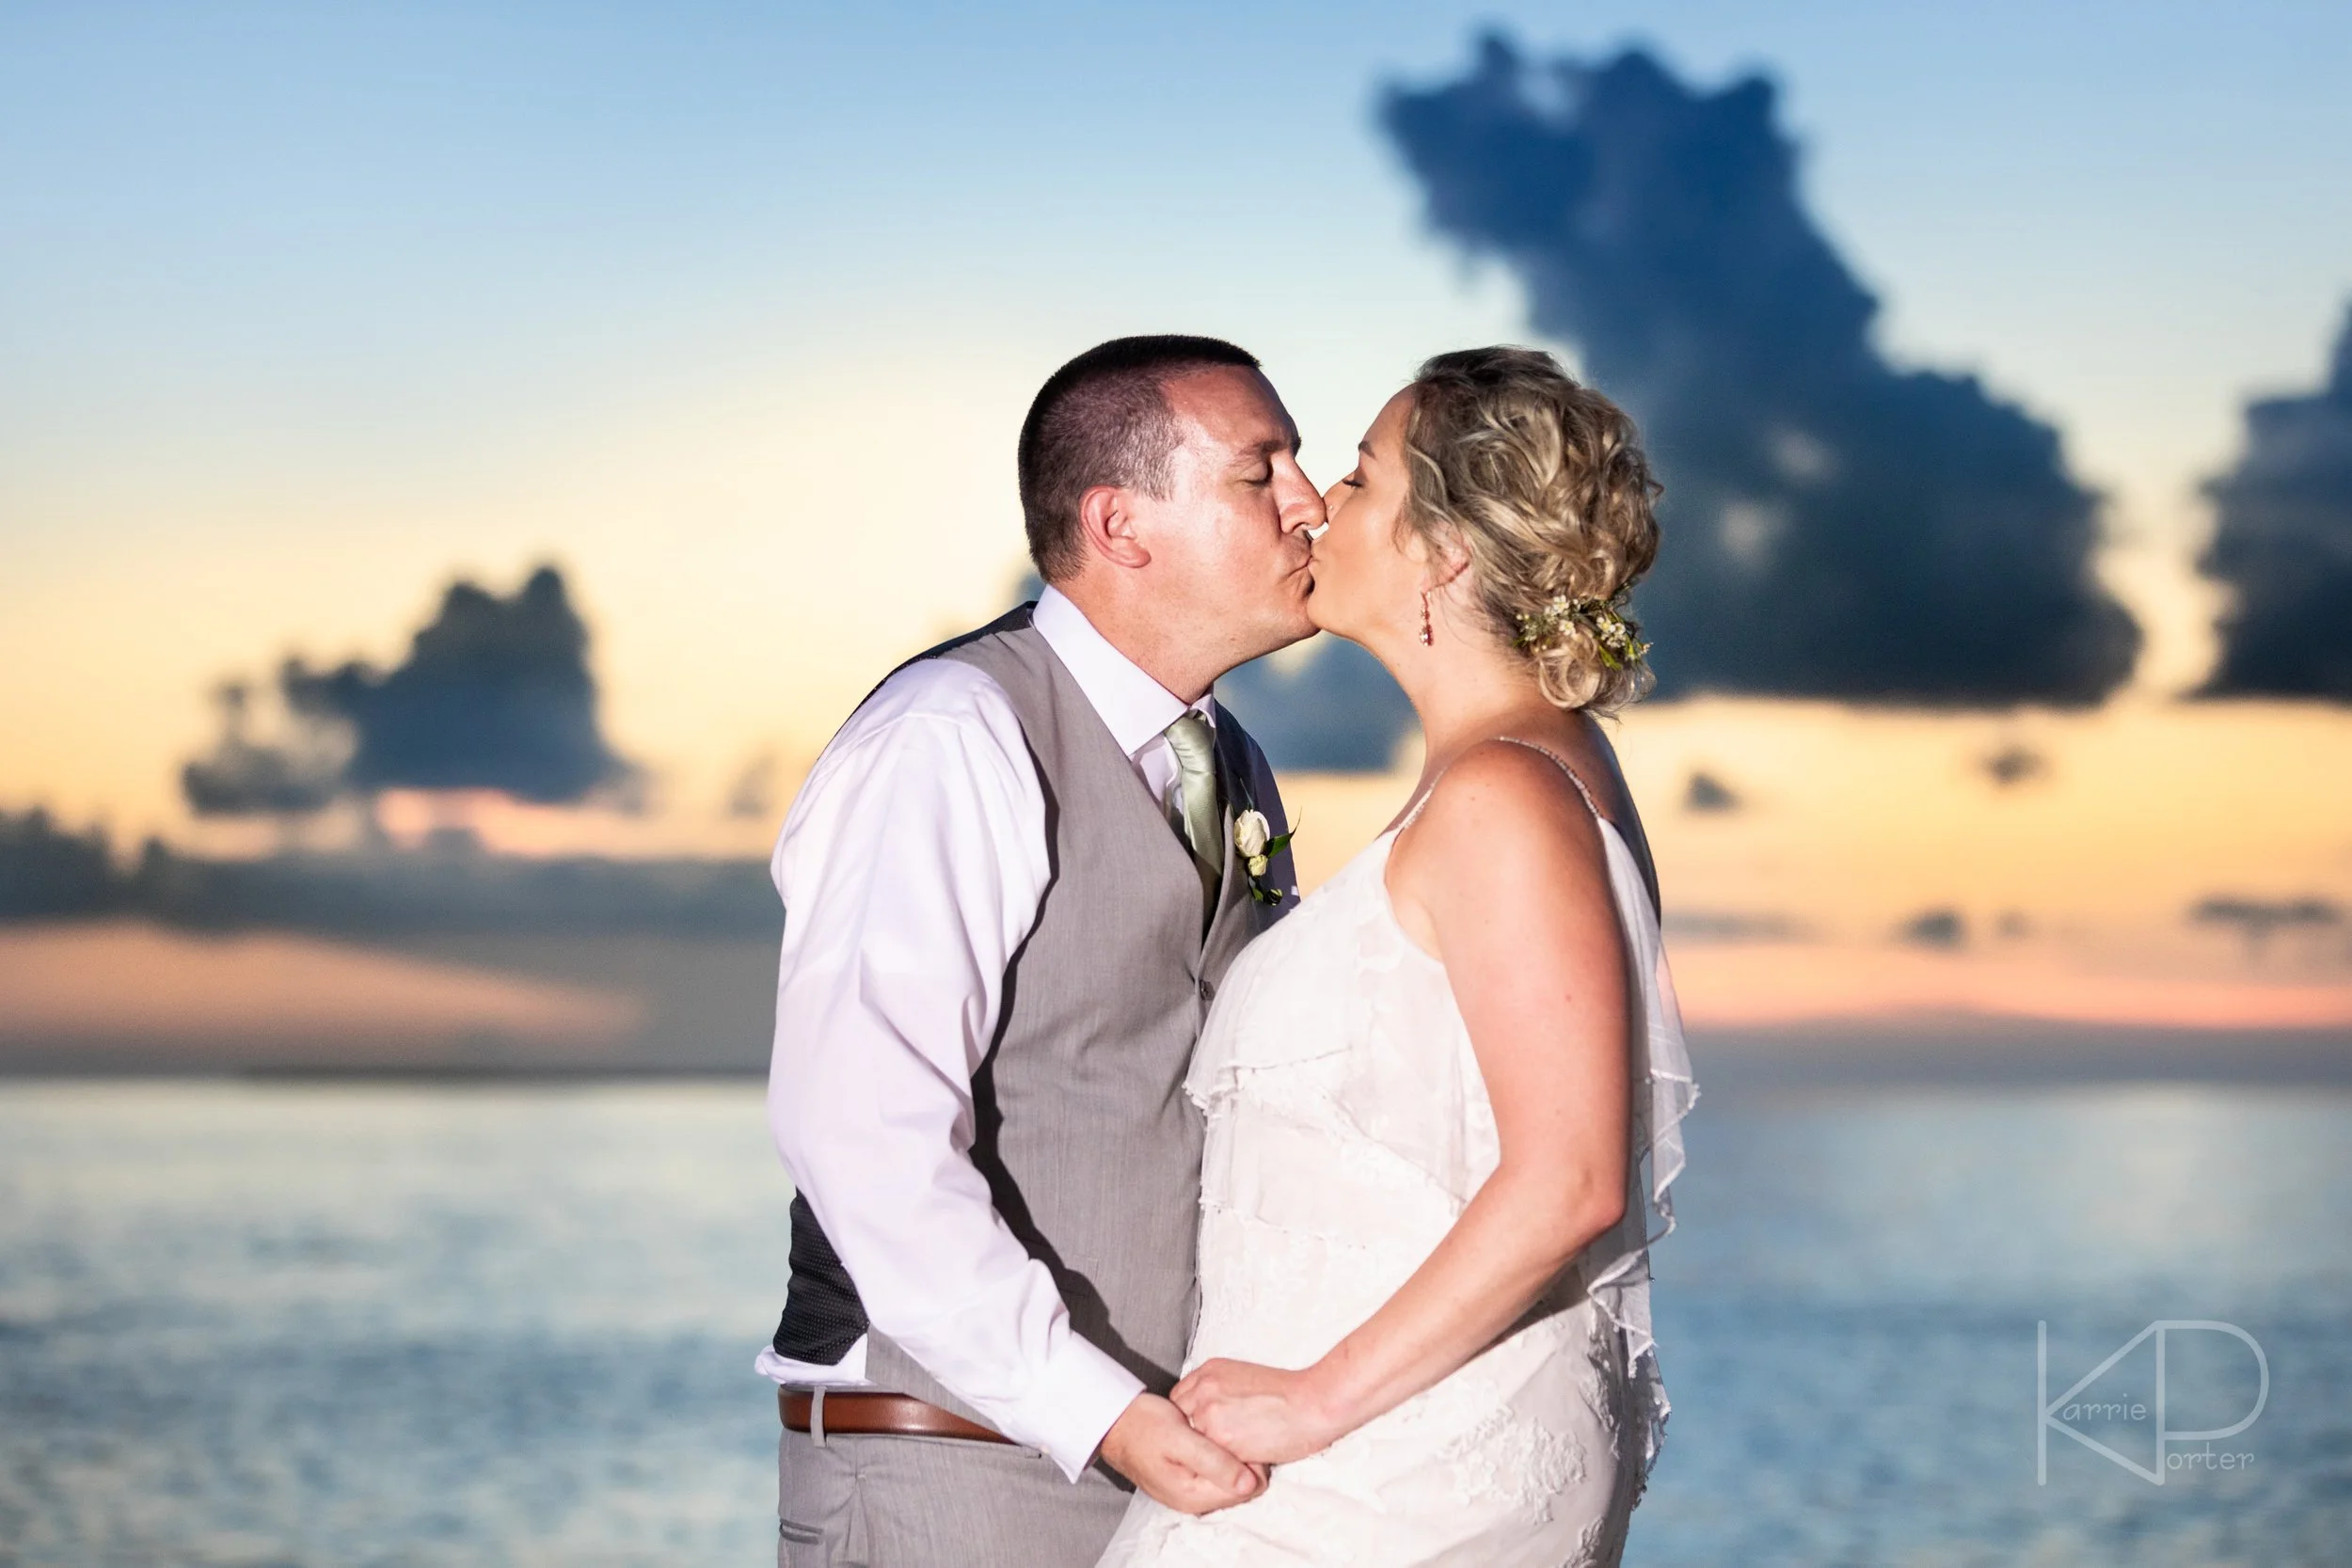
[2,1078,2347,1567]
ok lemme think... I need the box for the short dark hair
[1017,335,1263,582]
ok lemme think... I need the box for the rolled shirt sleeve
[765,661,1144,1479]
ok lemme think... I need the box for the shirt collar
[1032,585,1214,759]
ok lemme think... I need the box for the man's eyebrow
[1357,440,1376,460]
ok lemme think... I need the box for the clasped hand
[1172,1357,1346,1467]
[1098,1392,1264,1516]
[1100,1360,1343,1517]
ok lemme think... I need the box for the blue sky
[11,0,2350,493]
[5,0,2351,834]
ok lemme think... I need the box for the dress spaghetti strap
[1491,735,1603,817]
[1395,735,1604,833]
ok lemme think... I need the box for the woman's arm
[1171,741,1630,1464]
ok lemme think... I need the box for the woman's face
[1309,388,1429,645]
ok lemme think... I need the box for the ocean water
[1,1078,2347,1567]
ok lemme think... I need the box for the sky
[5,1,2352,1018]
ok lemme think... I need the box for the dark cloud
[1683,769,1741,813]
[1216,638,1418,771]
[181,681,347,818]
[1009,573,1419,775]
[1663,908,1806,943]
[124,842,776,939]
[1898,908,1967,948]
[1980,743,2049,787]
[2190,895,2342,953]
[1381,38,2141,706]
[2198,306,2352,700]
[0,808,119,919]
[285,566,628,802]
[184,565,632,816]
[0,805,775,936]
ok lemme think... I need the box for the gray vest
[770,605,1295,1420]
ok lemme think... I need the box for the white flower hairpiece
[1511,591,1651,671]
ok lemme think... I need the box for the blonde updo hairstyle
[1400,347,1661,714]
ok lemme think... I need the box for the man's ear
[1076,483,1152,571]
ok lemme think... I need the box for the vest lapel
[1202,718,1262,957]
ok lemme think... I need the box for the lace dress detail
[1097,741,1696,1568]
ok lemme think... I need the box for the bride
[1097,347,1696,1566]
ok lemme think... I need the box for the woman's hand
[1170,1358,1349,1465]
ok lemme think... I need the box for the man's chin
[1235,606,1321,665]
[1218,573,1319,662]
[1265,607,1319,649]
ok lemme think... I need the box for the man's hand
[1097,1393,1264,1515]
[1170,1357,1346,1465]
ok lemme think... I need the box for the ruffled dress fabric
[1097,757,1695,1568]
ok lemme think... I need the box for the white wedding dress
[1097,740,1696,1568]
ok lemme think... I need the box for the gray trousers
[777,1424,1130,1568]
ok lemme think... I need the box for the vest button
[1198,977,1216,1002]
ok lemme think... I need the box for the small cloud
[185,565,635,817]
[1898,908,1967,948]
[1683,769,1742,813]
[285,565,631,804]
[1995,911,2034,940]
[1664,909,1807,943]
[181,681,348,818]
[1980,743,2049,788]
[725,752,780,822]
[605,768,655,818]
[2198,304,2352,701]
[2190,895,2343,953]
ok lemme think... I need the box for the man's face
[1131,366,1324,673]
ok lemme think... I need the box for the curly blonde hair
[1402,347,1661,714]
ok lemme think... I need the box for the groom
[758,335,1323,1565]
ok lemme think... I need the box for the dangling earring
[1419,590,1434,646]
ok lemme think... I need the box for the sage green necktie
[1162,713,1224,911]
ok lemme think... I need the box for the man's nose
[1278,477,1327,536]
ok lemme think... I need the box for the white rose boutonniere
[1232,809,1295,906]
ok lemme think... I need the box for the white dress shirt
[755,586,1216,1481]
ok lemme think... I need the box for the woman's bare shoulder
[1392,738,1606,886]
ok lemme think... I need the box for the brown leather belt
[779,1387,1014,1446]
